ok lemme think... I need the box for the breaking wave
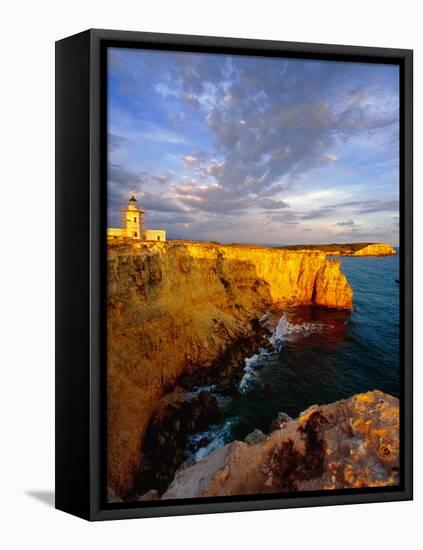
[185,417,238,462]
[239,312,327,393]
[239,348,270,393]
[269,313,326,351]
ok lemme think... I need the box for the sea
[186,249,400,462]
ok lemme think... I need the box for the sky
[107,47,399,245]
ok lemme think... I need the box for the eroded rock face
[163,391,399,499]
[133,387,221,496]
[107,241,353,497]
[314,260,353,309]
[352,244,396,256]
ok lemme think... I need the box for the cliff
[163,390,399,498]
[107,241,353,497]
[280,242,396,256]
[352,243,397,256]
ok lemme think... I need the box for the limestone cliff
[107,241,353,497]
[314,260,354,308]
[281,243,396,256]
[352,243,396,256]
[163,391,399,498]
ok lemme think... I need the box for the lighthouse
[121,195,144,239]
[107,195,166,241]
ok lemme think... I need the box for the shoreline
[162,390,400,499]
[107,240,399,500]
[107,241,353,497]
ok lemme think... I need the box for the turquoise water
[186,250,400,461]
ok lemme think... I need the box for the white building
[107,195,166,241]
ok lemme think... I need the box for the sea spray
[239,312,327,392]
[269,314,290,351]
[239,349,270,393]
[270,313,326,350]
[186,417,238,462]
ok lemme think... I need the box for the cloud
[144,210,196,226]
[300,207,335,220]
[108,163,144,186]
[108,132,124,152]
[331,225,395,243]
[107,49,400,244]
[164,55,398,217]
[107,163,187,228]
[268,211,300,224]
[325,154,338,161]
[258,198,290,209]
[142,126,187,144]
[357,200,399,214]
[330,199,399,215]
[108,163,174,189]
[141,191,188,213]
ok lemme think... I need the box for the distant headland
[278,243,397,256]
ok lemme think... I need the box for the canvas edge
[55,28,413,522]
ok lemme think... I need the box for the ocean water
[186,250,400,461]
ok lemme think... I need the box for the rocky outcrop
[133,387,221,496]
[163,391,399,499]
[352,244,396,256]
[107,241,353,497]
[314,260,353,308]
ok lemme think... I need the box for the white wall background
[0,1,420,547]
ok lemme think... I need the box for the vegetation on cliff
[107,241,353,497]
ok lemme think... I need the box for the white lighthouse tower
[121,195,144,239]
[107,195,166,241]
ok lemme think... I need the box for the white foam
[186,384,218,398]
[269,314,290,351]
[269,313,326,351]
[238,348,270,393]
[186,417,237,462]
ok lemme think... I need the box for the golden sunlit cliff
[280,242,397,256]
[352,244,397,256]
[107,241,353,497]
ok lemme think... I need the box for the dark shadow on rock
[26,490,55,507]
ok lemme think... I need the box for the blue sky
[108,48,399,245]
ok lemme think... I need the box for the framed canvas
[55,29,413,521]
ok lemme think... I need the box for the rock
[137,489,159,501]
[198,390,219,412]
[244,429,267,445]
[281,243,396,256]
[314,260,353,309]
[196,436,211,448]
[178,458,196,471]
[107,487,123,503]
[134,387,221,496]
[352,244,396,256]
[270,412,293,431]
[162,391,399,499]
[107,242,353,497]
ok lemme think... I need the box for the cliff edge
[352,244,396,256]
[107,241,353,497]
[163,390,399,498]
[280,242,396,256]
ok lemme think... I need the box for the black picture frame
[55,28,413,521]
